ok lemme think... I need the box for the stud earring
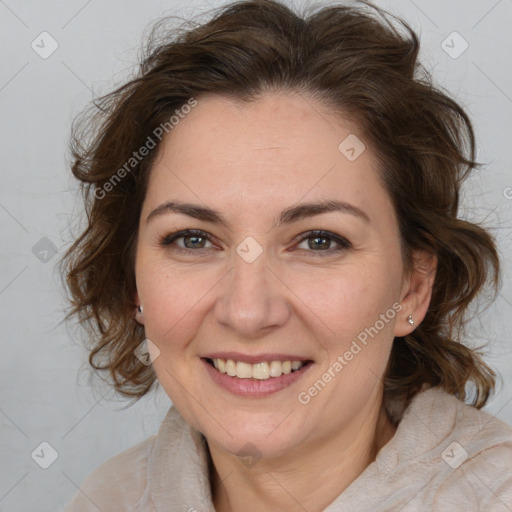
[138,305,143,315]
[407,315,415,326]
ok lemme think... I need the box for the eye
[160,229,216,253]
[293,230,351,257]
[159,229,351,257]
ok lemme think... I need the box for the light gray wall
[1,1,511,510]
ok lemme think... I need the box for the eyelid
[160,229,215,248]
[292,230,352,254]
[159,228,351,256]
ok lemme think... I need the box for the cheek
[136,260,215,352]
[139,257,400,346]
[292,262,399,386]
[138,266,216,416]
[290,261,398,338]
[302,269,398,406]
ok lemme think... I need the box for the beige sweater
[64,387,512,511]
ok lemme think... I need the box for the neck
[209,398,397,512]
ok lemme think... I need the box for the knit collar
[146,387,496,511]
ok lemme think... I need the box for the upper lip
[202,352,312,364]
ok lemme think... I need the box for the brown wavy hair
[61,0,501,413]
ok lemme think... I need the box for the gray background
[0,0,511,510]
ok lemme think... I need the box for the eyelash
[159,229,352,257]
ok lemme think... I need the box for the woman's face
[135,91,414,459]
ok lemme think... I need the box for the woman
[62,0,512,510]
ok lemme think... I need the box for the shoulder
[430,387,512,459]
[63,434,157,512]
[436,390,512,509]
[63,405,213,512]
[409,388,512,510]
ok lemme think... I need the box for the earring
[138,305,143,315]
[407,315,415,326]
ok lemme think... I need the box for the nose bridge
[215,242,289,335]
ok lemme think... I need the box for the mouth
[204,357,310,379]
[201,355,314,397]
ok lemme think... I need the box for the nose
[214,249,291,338]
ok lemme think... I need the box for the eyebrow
[146,199,370,227]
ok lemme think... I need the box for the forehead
[144,92,393,225]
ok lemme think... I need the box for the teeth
[252,362,269,380]
[226,359,236,377]
[236,361,252,379]
[211,358,305,379]
[269,360,282,377]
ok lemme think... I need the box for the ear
[394,250,437,337]
[134,291,145,326]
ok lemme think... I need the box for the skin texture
[134,91,436,511]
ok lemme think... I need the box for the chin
[197,405,314,461]
[208,427,307,462]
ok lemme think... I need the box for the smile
[207,358,306,379]
[202,356,313,397]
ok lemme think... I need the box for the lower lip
[201,359,313,397]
